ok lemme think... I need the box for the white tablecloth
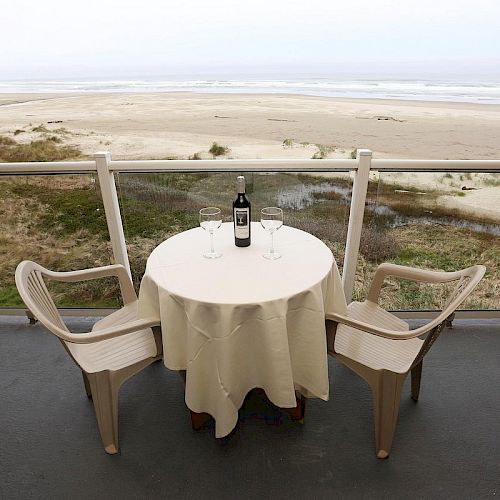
[138,222,347,437]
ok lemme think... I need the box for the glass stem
[210,230,215,254]
[270,230,274,255]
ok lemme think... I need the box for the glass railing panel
[355,171,500,310]
[0,174,118,308]
[116,171,353,288]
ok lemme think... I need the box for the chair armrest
[367,263,470,303]
[327,312,438,340]
[41,264,137,305]
[43,317,160,344]
[335,264,485,341]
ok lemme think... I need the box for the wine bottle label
[234,208,250,238]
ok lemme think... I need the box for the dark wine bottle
[233,175,251,247]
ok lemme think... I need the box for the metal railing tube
[108,158,357,173]
[372,159,500,172]
[94,152,131,279]
[342,149,372,302]
[0,160,96,174]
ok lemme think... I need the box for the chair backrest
[441,266,484,316]
[15,260,69,337]
[410,264,486,368]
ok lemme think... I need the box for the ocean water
[1,78,500,104]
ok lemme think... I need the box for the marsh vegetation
[0,170,498,311]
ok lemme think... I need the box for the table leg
[190,410,212,430]
[252,389,306,423]
[178,370,187,384]
[282,394,306,423]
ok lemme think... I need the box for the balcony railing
[1,150,499,317]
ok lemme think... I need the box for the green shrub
[209,142,230,158]
[282,138,294,148]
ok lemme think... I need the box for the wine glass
[260,207,283,260]
[199,207,222,259]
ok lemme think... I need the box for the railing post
[94,152,131,278]
[342,149,372,303]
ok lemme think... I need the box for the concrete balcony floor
[1,316,499,499]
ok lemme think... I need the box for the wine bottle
[233,175,251,247]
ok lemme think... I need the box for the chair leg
[372,371,406,459]
[152,326,163,358]
[86,371,120,454]
[82,371,92,399]
[411,361,423,402]
[445,312,455,329]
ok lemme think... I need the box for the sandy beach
[1,92,500,159]
[1,92,499,218]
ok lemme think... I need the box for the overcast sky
[1,0,499,79]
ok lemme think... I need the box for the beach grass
[484,175,500,187]
[311,144,335,159]
[0,135,80,162]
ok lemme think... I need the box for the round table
[138,222,346,437]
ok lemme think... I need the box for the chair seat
[66,301,158,374]
[334,301,423,373]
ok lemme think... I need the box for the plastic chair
[326,263,485,458]
[15,261,162,454]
